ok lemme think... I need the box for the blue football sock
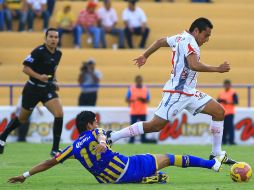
[166,154,215,169]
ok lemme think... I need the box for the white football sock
[210,120,224,155]
[111,122,144,143]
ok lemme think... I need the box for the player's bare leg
[0,108,32,154]
[44,98,63,156]
[108,115,167,143]
[143,115,168,133]
[201,99,236,165]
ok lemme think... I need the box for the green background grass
[0,143,253,190]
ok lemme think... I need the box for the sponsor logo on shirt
[76,136,91,148]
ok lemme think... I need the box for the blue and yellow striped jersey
[55,128,128,183]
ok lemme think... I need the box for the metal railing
[0,83,253,107]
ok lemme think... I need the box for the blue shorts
[117,154,157,183]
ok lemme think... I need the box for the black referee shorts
[22,82,58,111]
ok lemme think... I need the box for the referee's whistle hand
[40,74,50,82]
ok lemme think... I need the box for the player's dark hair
[76,111,96,133]
[45,28,58,37]
[189,17,213,33]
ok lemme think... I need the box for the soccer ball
[230,162,252,182]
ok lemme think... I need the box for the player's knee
[144,116,167,133]
[153,124,164,132]
[214,106,225,120]
[144,122,163,133]
[153,124,165,132]
[210,104,225,120]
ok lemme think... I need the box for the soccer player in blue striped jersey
[8,111,226,184]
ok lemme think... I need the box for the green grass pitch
[0,143,253,190]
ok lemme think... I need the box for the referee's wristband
[22,171,30,178]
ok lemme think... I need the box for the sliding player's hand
[95,144,107,154]
[8,175,26,183]
[133,55,147,68]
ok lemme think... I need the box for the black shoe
[209,151,237,165]
[106,130,113,147]
[0,140,6,154]
[50,149,62,157]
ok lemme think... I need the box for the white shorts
[155,90,212,121]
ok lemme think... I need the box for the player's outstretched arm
[187,54,230,73]
[8,158,58,184]
[133,37,169,68]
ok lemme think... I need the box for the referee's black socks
[0,117,20,141]
[52,117,63,151]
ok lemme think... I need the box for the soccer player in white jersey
[108,17,236,165]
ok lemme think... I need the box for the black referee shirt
[23,44,62,85]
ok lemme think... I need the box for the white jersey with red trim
[164,31,200,95]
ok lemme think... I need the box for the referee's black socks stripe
[0,117,20,141]
[52,117,63,151]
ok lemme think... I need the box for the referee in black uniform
[0,28,63,156]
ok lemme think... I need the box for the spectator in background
[78,58,102,106]
[3,0,27,31]
[47,0,55,16]
[126,75,156,144]
[27,0,50,32]
[74,1,106,48]
[122,0,150,49]
[217,80,238,145]
[56,4,75,48]
[98,0,125,49]
[0,0,4,31]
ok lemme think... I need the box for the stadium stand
[0,0,253,106]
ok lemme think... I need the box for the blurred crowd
[0,0,150,49]
[0,0,211,48]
